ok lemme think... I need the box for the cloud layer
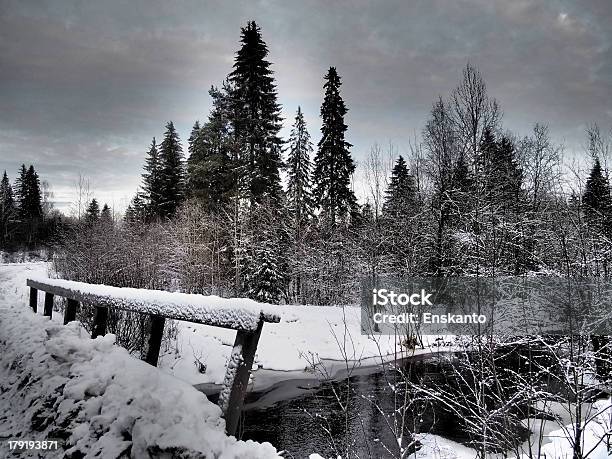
[1,0,611,211]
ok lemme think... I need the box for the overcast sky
[1,0,611,213]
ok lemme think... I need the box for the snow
[0,263,280,458]
[218,344,243,412]
[308,434,482,459]
[162,304,425,387]
[23,265,440,390]
[9,262,611,458]
[529,397,612,459]
[414,434,483,459]
[28,274,281,331]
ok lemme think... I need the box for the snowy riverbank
[2,262,611,458]
[158,292,435,389]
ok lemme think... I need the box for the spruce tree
[243,204,288,304]
[284,107,314,301]
[493,135,523,210]
[382,156,418,220]
[186,120,203,197]
[187,121,206,170]
[15,164,27,216]
[100,204,112,224]
[583,157,612,234]
[142,137,163,217]
[287,106,314,232]
[125,193,147,223]
[313,67,357,225]
[453,152,474,196]
[85,198,100,223]
[188,87,234,212]
[22,165,42,220]
[244,241,285,303]
[229,21,283,205]
[12,165,42,245]
[0,171,15,242]
[158,121,186,219]
[477,129,523,210]
[382,156,419,277]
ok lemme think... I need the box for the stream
[236,355,525,458]
[201,347,609,458]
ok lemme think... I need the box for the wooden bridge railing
[26,277,280,436]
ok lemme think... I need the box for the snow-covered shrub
[52,219,172,357]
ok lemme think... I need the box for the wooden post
[145,315,165,367]
[29,287,38,313]
[43,292,54,317]
[219,320,263,436]
[91,306,108,338]
[64,299,78,324]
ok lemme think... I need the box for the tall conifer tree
[188,87,234,211]
[142,137,163,217]
[15,165,27,216]
[0,171,15,242]
[583,157,612,234]
[492,135,523,210]
[229,21,283,205]
[287,107,314,232]
[383,156,417,219]
[100,203,112,224]
[125,192,147,223]
[450,151,475,226]
[188,121,202,157]
[85,198,100,223]
[313,67,357,225]
[158,121,186,218]
[23,166,42,220]
[382,156,419,277]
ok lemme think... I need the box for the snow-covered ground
[0,262,279,458]
[518,399,612,459]
[22,263,423,390]
[2,262,611,458]
[161,302,411,388]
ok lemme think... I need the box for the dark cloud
[1,0,611,211]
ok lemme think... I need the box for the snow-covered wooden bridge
[26,276,281,436]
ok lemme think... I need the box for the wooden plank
[43,292,53,317]
[91,306,109,338]
[29,287,38,313]
[145,315,165,367]
[219,320,263,436]
[26,278,279,330]
[64,299,78,325]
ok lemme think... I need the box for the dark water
[238,359,491,458]
[235,346,561,459]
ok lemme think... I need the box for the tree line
[58,21,612,307]
[0,164,61,250]
[110,21,358,304]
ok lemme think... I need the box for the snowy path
[0,263,279,458]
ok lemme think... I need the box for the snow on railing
[27,276,280,330]
[26,276,281,436]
